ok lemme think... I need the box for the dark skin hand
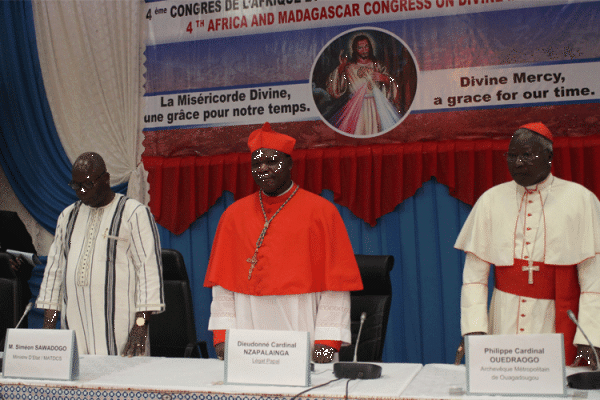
[44,310,151,357]
[43,309,60,329]
[215,342,225,360]
[572,344,600,370]
[122,312,151,357]
[8,255,26,273]
[454,331,486,365]
[312,344,336,363]
[214,342,336,363]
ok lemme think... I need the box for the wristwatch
[135,316,147,327]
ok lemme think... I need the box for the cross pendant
[522,260,540,284]
[247,254,258,280]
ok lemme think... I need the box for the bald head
[73,152,106,175]
[70,152,114,207]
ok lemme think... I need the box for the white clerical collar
[517,173,554,194]
[262,181,294,197]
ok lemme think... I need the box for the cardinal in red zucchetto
[204,122,363,363]
[455,122,600,368]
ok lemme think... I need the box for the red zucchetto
[247,122,296,155]
[519,122,553,142]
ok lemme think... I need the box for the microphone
[353,312,367,362]
[333,312,382,379]
[566,309,600,390]
[15,302,34,329]
[1,302,33,373]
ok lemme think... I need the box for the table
[401,364,600,400]
[3,357,598,400]
[1,355,422,400]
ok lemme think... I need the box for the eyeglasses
[504,152,540,164]
[69,171,106,191]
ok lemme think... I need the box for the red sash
[495,259,580,364]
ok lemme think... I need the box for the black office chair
[149,248,208,358]
[0,253,23,347]
[338,254,394,362]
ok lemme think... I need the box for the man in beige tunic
[37,152,164,356]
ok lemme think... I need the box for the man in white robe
[36,152,165,356]
[454,123,600,368]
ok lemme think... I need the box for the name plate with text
[225,329,310,387]
[466,333,565,396]
[3,329,79,380]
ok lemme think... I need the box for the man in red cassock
[204,122,363,363]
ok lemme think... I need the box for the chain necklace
[246,183,299,280]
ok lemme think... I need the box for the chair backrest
[149,249,202,357]
[338,254,394,362]
[0,253,21,347]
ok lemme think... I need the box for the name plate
[224,329,310,387]
[466,333,565,396]
[2,329,79,380]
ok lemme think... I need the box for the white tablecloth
[3,355,597,400]
[402,364,600,399]
[1,355,422,399]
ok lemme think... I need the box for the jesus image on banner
[312,29,417,138]
[326,33,400,136]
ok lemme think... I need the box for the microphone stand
[566,310,600,390]
[1,302,34,372]
[15,302,34,329]
[333,312,382,379]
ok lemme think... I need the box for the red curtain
[143,135,600,235]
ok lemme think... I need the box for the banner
[143,0,600,158]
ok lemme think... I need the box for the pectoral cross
[522,260,539,284]
[247,253,258,280]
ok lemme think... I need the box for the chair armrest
[198,340,209,358]
[184,340,210,358]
